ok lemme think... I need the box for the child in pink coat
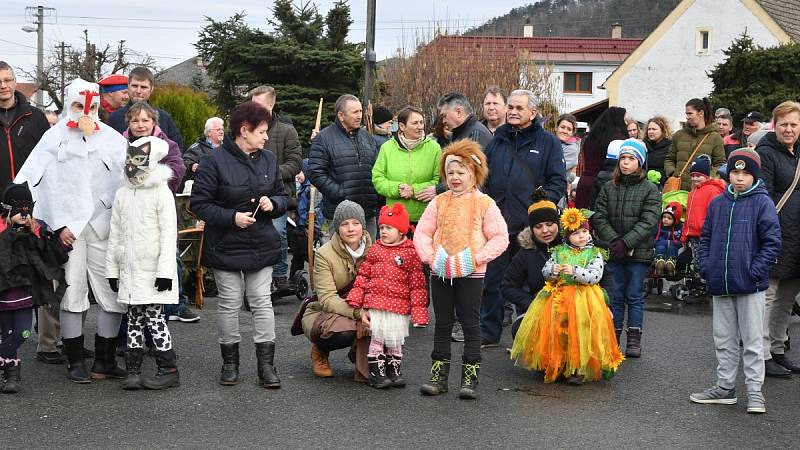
[413,139,509,400]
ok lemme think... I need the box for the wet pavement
[2,291,798,449]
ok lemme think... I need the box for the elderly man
[308,94,380,238]
[107,66,183,148]
[183,117,224,181]
[249,86,302,291]
[481,86,507,134]
[97,73,129,122]
[716,113,733,138]
[724,111,765,156]
[479,89,567,347]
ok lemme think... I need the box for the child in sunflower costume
[510,208,623,385]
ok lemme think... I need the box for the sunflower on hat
[560,208,587,233]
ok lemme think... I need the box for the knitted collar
[397,132,424,151]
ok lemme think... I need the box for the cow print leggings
[127,304,172,351]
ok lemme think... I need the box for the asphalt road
[3,292,799,449]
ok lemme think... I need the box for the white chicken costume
[15,78,127,315]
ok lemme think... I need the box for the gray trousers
[36,304,61,352]
[762,277,800,360]
[213,266,275,345]
[712,292,765,393]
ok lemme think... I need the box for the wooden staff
[314,97,323,132]
[307,186,317,290]
[365,100,374,135]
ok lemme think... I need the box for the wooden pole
[307,186,317,290]
[314,97,323,132]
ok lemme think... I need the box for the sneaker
[665,259,676,277]
[765,358,792,378]
[654,258,665,277]
[168,306,200,323]
[746,391,766,414]
[480,340,499,349]
[772,354,800,373]
[689,386,737,405]
[412,323,427,328]
[451,322,465,342]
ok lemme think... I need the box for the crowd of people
[0,58,799,414]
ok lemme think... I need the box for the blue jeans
[608,261,648,330]
[272,212,288,278]
[655,242,680,259]
[165,250,187,317]
[479,237,518,343]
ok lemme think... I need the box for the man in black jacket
[438,92,493,149]
[107,66,183,149]
[307,94,380,239]
[0,62,49,190]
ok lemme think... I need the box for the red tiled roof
[422,35,643,63]
[16,83,38,99]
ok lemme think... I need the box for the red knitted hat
[379,203,410,235]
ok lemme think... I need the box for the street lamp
[21,13,44,107]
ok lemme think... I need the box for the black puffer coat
[502,227,561,312]
[307,121,380,219]
[191,134,288,272]
[645,137,671,184]
[756,132,800,279]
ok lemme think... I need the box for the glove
[108,278,119,293]
[154,278,173,292]
[608,239,629,261]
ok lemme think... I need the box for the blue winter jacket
[484,121,567,235]
[699,181,781,296]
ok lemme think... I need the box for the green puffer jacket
[593,173,662,263]
[664,123,725,191]
[371,136,441,222]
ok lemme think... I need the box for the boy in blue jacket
[690,148,781,414]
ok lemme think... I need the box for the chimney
[523,17,534,38]
[611,22,622,39]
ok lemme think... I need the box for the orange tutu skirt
[510,280,623,382]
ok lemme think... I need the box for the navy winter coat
[190,134,288,272]
[699,181,781,296]
[307,121,380,219]
[485,121,567,234]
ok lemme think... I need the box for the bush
[150,85,218,147]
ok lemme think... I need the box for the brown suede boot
[311,344,334,377]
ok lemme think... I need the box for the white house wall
[545,63,618,114]
[617,0,782,128]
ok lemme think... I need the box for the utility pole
[363,0,376,105]
[55,41,69,107]
[23,5,56,107]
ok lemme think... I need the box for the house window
[564,72,592,94]
[696,28,712,55]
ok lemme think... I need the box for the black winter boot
[122,348,145,390]
[367,355,392,389]
[420,359,450,396]
[141,349,180,390]
[219,343,240,386]
[626,327,642,358]
[91,335,127,379]
[255,341,281,389]
[458,362,480,400]
[385,354,406,388]
[63,335,91,383]
[1,359,21,394]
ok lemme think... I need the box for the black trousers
[430,277,483,363]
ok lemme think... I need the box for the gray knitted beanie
[332,200,366,232]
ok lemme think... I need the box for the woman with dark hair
[644,116,673,186]
[665,98,725,191]
[574,106,627,208]
[191,101,288,388]
[372,106,442,223]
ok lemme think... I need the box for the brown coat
[266,117,303,198]
[302,232,372,339]
[664,123,725,191]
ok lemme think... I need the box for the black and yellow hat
[527,187,559,229]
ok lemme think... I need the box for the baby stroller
[665,241,708,302]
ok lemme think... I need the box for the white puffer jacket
[106,136,178,305]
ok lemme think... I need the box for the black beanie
[527,187,560,229]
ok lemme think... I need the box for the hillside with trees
[466,0,681,38]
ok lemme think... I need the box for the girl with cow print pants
[107,135,180,391]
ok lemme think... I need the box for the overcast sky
[2,0,533,81]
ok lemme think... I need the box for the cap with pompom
[527,187,560,230]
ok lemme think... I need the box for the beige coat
[302,232,372,339]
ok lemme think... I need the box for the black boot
[121,348,144,390]
[1,360,21,394]
[420,359,450,396]
[91,335,127,379]
[385,354,406,388]
[141,349,180,390]
[255,341,281,389]
[219,343,240,385]
[367,354,392,389]
[63,335,91,383]
[626,327,642,358]
[615,329,623,350]
[458,362,480,400]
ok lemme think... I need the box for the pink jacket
[413,190,509,276]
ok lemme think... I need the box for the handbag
[663,133,711,194]
[290,279,355,336]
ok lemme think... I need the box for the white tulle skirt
[369,309,410,347]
